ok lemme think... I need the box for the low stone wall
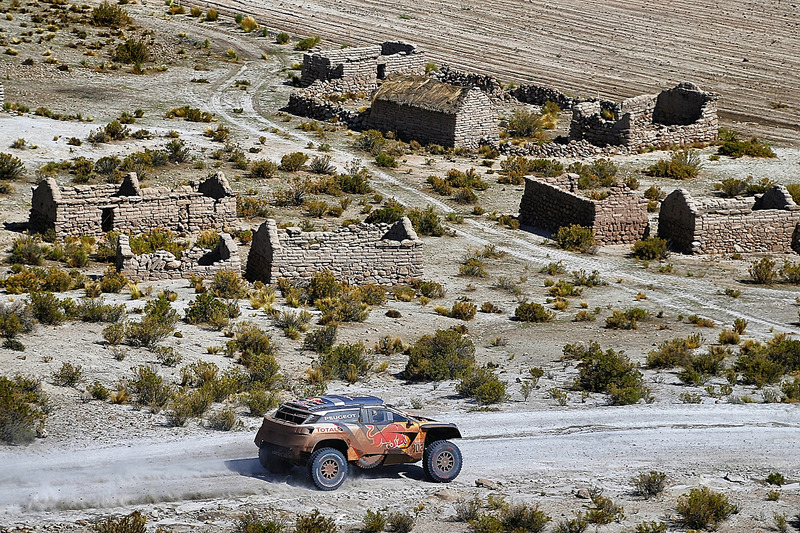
[499,138,635,159]
[116,233,242,282]
[246,218,423,285]
[518,174,649,245]
[284,80,370,128]
[431,65,507,99]
[301,45,382,92]
[569,82,718,149]
[658,187,800,254]
[29,172,237,239]
[511,84,586,110]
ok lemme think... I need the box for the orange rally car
[254,394,463,490]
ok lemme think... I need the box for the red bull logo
[366,423,411,449]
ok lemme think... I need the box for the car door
[365,408,420,464]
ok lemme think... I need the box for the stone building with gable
[366,75,498,149]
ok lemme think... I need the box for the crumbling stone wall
[116,233,242,282]
[246,218,422,285]
[518,174,649,245]
[430,65,507,100]
[569,82,718,149]
[284,80,370,128]
[658,187,800,254]
[29,172,237,238]
[511,84,583,110]
[300,42,425,92]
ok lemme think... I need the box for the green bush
[248,159,279,179]
[515,302,555,323]
[276,32,290,45]
[718,137,776,158]
[505,108,545,140]
[361,510,386,533]
[124,293,179,348]
[304,326,338,354]
[29,291,65,325]
[184,293,231,327]
[235,510,288,533]
[456,366,507,404]
[75,299,125,323]
[646,150,702,180]
[631,237,668,260]
[408,205,445,236]
[749,257,778,285]
[91,1,131,26]
[364,198,405,225]
[294,36,321,51]
[632,522,667,533]
[568,158,618,189]
[387,512,414,533]
[441,300,477,320]
[554,225,595,253]
[647,336,697,368]
[99,267,127,293]
[374,152,397,168]
[242,389,280,417]
[126,365,172,410]
[766,472,785,486]
[405,329,475,381]
[735,352,785,388]
[9,235,44,265]
[605,308,648,330]
[676,487,737,530]
[211,269,248,299]
[92,511,146,533]
[208,406,239,431]
[632,471,667,499]
[316,342,370,384]
[279,152,309,171]
[87,381,110,401]
[128,229,187,257]
[355,130,386,155]
[113,39,150,64]
[0,301,34,344]
[52,362,83,387]
[564,341,650,405]
[294,510,336,533]
[205,8,219,21]
[0,375,48,444]
[714,176,776,197]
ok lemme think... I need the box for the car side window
[390,412,411,424]
[370,408,389,424]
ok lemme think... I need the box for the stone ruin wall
[658,187,800,254]
[430,65,507,100]
[29,172,237,239]
[452,89,500,148]
[518,174,649,245]
[116,233,242,282]
[284,81,369,129]
[246,218,423,285]
[569,82,718,149]
[367,99,457,147]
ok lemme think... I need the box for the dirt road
[1,405,797,528]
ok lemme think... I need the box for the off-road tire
[308,447,348,490]
[423,440,462,483]
[258,445,292,475]
[355,455,384,469]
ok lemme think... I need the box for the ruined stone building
[116,232,242,282]
[300,41,425,92]
[658,187,800,254]
[518,174,649,245]
[29,172,237,239]
[366,75,498,149]
[246,218,423,285]
[569,82,718,149]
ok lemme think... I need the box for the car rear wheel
[423,440,462,483]
[259,445,292,475]
[308,447,348,490]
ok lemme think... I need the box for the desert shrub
[505,108,545,139]
[459,256,487,278]
[308,155,336,175]
[647,336,697,369]
[126,365,172,410]
[52,362,82,387]
[114,39,150,64]
[279,152,309,172]
[205,8,219,21]
[355,130,386,155]
[631,237,668,260]
[766,472,785,486]
[98,267,127,293]
[749,257,778,285]
[316,291,370,324]
[92,511,146,533]
[28,291,65,326]
[554,225,595,253]
[276,32,290,44]
[568,158,618,189]
[211,269,248,300]
[632,522,667,533]
[456,366,507,404]
[515,302,555,323]
[374,151,397,168]
[235,511,288,533]
[605,308,648,330]
[316,342,370,384]
[646,150,702,180]
[164,139,189,163]
[129,229,187,257]
[714,176,776,197]
[91,1,131,26]
[408,205,445,236]
[234,321,276,358]
[0,301,35,345]
[0,375,48,444]
[418,281,445,299]
[718,329,740,345]
[274,309,312,339]
[439,300,477,320]
[386,512,414,533]
[304,326,337,354]
[294,510,336,533]
[87,381,110,401]
[239,15,259,32]
[632,471,667,499]
[735,352,783,388]
[242,389,280,417]
[75,299,125,323]
[294,36,321,51]
[208,405,239,430]
[554,514,588,533]
[496,504,551,532]
[306,270,342,302]
[585,493,624,525]
[124,293,179,348]
[548,280,582,298]
[718,137,776,158]
[9,235,45,265]
[248,159,279,179]
[184,293,230,328]
[405,329,475,381]
[361,510,386,533]
[364,198,405,225]
[678,349,727,385]
[166,388,211,425]
[351,284,386,305]
[676,487,737,530]
[337,163,372,194]
[564,341,650,405]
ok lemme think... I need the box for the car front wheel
[308,447,348,490]
[423,440,462,483]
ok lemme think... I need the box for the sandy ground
[1,1,800,532]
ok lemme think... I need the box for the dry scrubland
[0,1,799,532]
